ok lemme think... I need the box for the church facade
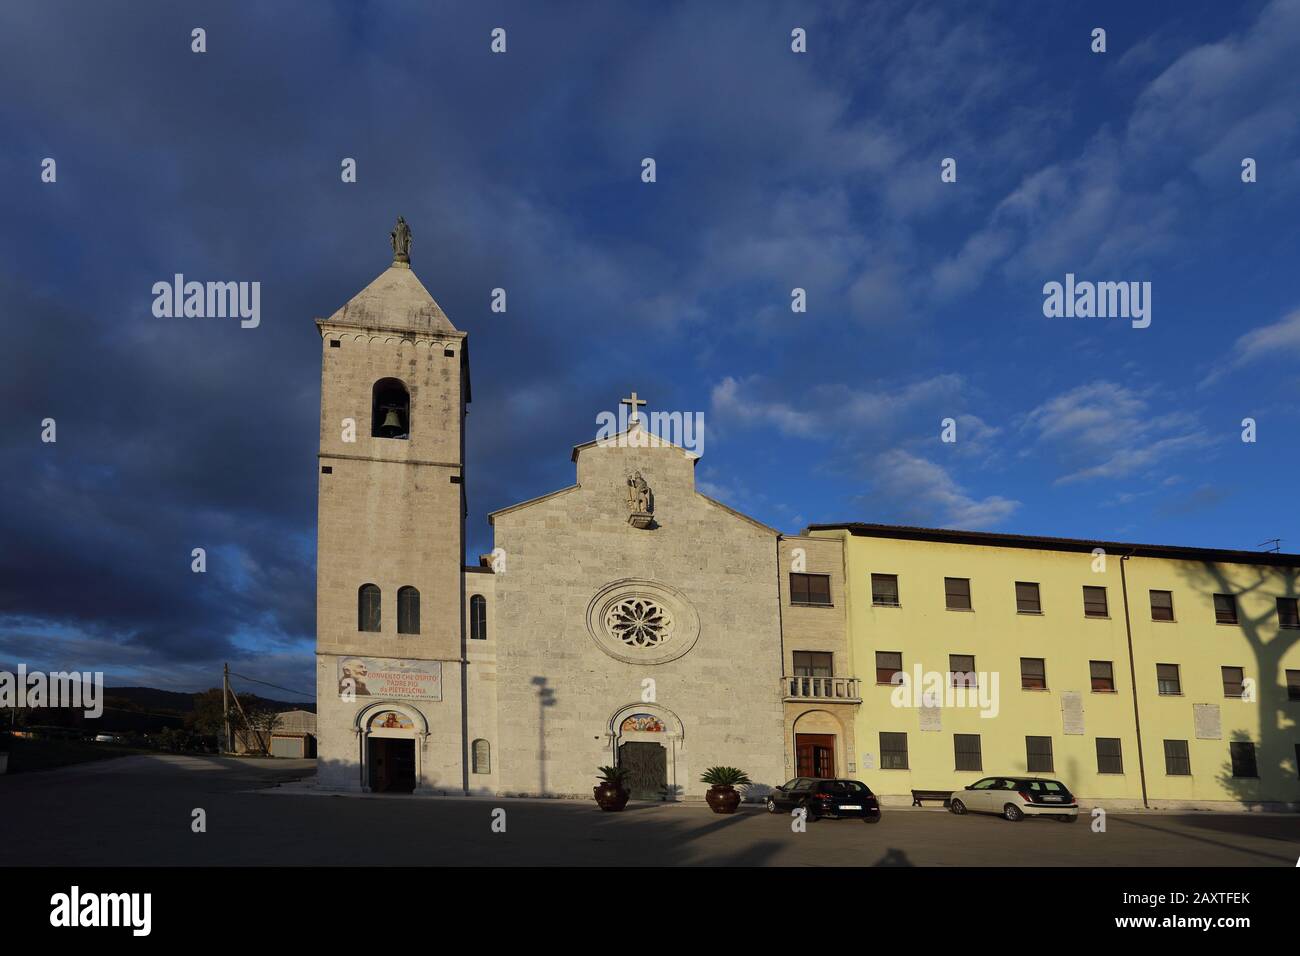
[314,232,1299,808]
[314,239,855,799]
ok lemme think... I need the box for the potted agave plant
[701,766,751,814]
[593,765,631,811]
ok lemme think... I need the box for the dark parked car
[766,777,881,822]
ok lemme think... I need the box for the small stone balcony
[782,675,862,703]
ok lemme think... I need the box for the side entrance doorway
[618,741,667,800]
[795,733,836,778]
[368,737,416,793]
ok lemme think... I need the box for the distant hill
[105,686,314,715]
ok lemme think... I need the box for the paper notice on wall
[919,703,942,732]
[1061,691,1085,735]
[1193,703,1222,740]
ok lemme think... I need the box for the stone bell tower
[313,218,471,793]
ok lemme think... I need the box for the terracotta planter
[705,785,741,814]
[593,782,630,811]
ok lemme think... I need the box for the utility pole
[222,663,231,754]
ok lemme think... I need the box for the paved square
[1,756,1296,866]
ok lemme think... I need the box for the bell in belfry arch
[379,406,405,437]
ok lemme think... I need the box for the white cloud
[1022,381,1211,484]
[709,373,966,440]
[868,450,1019,529]
[1200,308,1300,387]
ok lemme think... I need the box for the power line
[226,669,314,701]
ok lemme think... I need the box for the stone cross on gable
[620,391,646,423]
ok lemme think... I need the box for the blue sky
[2,0,1298,694]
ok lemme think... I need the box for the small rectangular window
[321,466,333,474]
[1163,739,1191,776]
[1288,670,1300,702]
[1082,585,1108,618]
[1026,736,1054,773]
[792,651,833,677]
[1278,598,1300,629]
[949,654,976,688]
[1090,660,1115,692]
[444,348,456,357]
[790,573,832,606]
[1150,590,1174,621]
[1157,663,1181,696]
[880,732,909,770]
[954,734,982,772]
[1213,593,1238,625]
[1229,741,1258,778]
[944,577,972,610]
[875,651,903,686]
[1020,657,1047,690]
[1096,737,1124,774]
[1221,666,1245,698]
[871,573,900,607]
[329,339,341,348]
[1015,581,1041,614]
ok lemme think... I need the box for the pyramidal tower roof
[321,217,458,335]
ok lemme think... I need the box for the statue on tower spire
[390,216,412,265]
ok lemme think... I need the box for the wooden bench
[911,789,952,807]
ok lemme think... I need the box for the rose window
[605,598,673,647]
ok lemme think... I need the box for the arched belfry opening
[372,378,410,439]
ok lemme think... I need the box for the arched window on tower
[358,584,381,632]
[398,586,421,635]
[371,378,410,439]
[470,594,487,640]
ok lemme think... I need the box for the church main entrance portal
[618,741,667,800]
[368,737,416,793]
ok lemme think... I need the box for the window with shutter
[1089,660,1115,692]
[875,651,903,685]
[871,573,900,606]
[1015,582,1041,614]
[1156,663,1181,696]
[1082,586,1108,617]
[1213,593,1238,625]
[1026,736,1054,772]
[1149,590,1174,621]
[1096,737,1123,774]
[944,577,972,610]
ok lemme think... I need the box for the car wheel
[1057,814,1076,823]
[863,814,881,824]
[1003,803,1024,822]
[800,800,819,822]
[765,797,778,813]
[950,799,967,815]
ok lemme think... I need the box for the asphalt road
[1,755,1296,866]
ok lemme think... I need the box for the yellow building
[805,524,1300,809]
